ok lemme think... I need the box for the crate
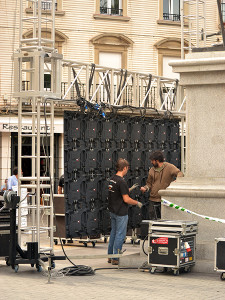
[215,238,225,280]
[149,220,198,236]
[147,220,198,275]
[0,225,10,257]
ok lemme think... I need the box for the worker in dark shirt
[108,158,142,265]
[58,174,64,194]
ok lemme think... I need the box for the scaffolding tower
[14,0,62,254]
[181,0,206,58]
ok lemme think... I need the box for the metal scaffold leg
[17,96,54,255]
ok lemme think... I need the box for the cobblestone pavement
[0,234,224,300]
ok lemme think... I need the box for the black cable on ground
[94,267,139,271]
[142,235,148,256]
[58,265,95,276]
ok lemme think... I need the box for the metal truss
[181,0,206,58]
[14,0,62,255]
[19,0,56,52]
[62,60,185,114]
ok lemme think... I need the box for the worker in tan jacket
[140,150,183,219]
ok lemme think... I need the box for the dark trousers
[149,200,161,220]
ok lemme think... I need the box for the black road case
[214,238,225,280]
[148,220,198,275]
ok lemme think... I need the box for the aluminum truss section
[13,44,62,254]
[19,0,56,52]
[62,60,184,114]
[181,0,206,58]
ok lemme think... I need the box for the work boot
[108,258,112,263]
[111,259,119,265]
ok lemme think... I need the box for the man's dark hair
[150,151,165,162]
[116,158,129,171]
[13,167,18,176]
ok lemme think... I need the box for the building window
[100,0,123,16]
[154,38,188,76]
[91,33,133,70]
[38,0,58,10]
[163,0,180,21]
[222,1,225,22]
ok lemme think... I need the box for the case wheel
[150,267,156,274]
[6,259,10,266]
[220,273,225,280]
[184,267,191,273]
[36,265,42,272]
[173,269,179,276]
[14,265,19,273]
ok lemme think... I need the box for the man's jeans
[108,212,128,260]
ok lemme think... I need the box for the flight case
[148,220,198,275]
[214,238,225,280]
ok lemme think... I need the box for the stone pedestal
[159,51,225,273]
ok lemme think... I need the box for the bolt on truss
[181,0,206,58]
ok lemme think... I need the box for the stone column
[159,51,225,273]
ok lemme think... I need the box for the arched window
[23,29,67,54]
[155,38,188,78]
[90,33,133,69]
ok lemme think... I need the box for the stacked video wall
[64,111,181,238]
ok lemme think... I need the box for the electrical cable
[142,235,148,256]
[94,267,139,271]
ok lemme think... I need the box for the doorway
[11,133,59,193]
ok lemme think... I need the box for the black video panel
[64,111,181,238]
[144,121,155,142]
[68,118,84,141]
[66,150,85,173]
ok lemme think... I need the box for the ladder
[17,98,54,253]
[14,0,62,254]
[181,0,206,58]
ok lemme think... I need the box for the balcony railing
[163,12,180,21]
[37,1,58,11]
[100,7,123,16]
